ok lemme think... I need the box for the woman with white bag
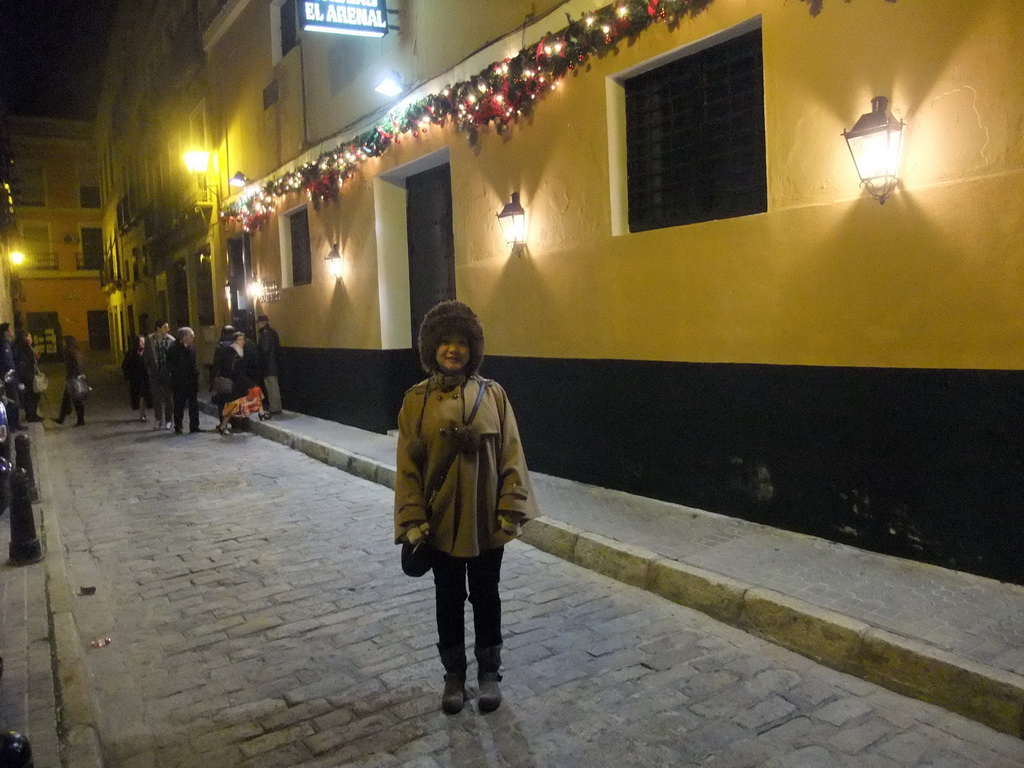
[54,335,87,427]
[13,329,43,423]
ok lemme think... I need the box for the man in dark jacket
[0,322,22,432]
[256,314,282,414]
[168,327,201,434]
[144,320,175,430]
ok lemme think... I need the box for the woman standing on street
[54,335,86,427]
[394,300,539,715]
[121,333,151,422]
[213,331,268,434]
[13,329,42,423]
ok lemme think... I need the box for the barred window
[624,26,766,232]
[281,0,298,57]
[14,159,45,207]
[289,208,312,286]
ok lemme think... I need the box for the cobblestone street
[38,385,1024,767]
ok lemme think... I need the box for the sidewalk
[212,401,1024,740]
[0,422,62,768]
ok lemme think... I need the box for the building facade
[7,116,108,358]
[105,0,1024,583]
[95,0,224,366]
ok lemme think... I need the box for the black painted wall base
[278,347,422,434]
[279,347,1024,586]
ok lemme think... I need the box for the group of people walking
[121,315,281,435]
[0,323,88,428]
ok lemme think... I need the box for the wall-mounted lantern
[10,251,24,266]
[326,243,344,279]
[497,192,527,255]
[374,72,404,97]
[842,96,905,204]
[183,151,210,175]
[247,279,265,300]
[183,150,217,207]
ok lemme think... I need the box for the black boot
[475,643,503,713]
[438,644,467,714]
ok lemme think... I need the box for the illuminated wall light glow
[326,243,344,280]
[843,96,905,204]
[497,192,527,256]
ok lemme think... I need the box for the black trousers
[172,389,200,433]
[57,391,85,425]
[432,546,504,650]
[22,390,39,420]
[128,381,151,411]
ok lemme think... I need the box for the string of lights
[223,0,849,230]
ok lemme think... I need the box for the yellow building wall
[18,277,108,346]
[437,0,1023,370]
[9,117,107,349]
[220,0,1024,370]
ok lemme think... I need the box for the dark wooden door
[87,310,111,351]
[168,262,190,331]
[227,234,254,333]
[406,164,456,344]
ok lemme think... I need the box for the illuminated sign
[302,0,389,38]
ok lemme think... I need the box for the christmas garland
[223,0,887,229]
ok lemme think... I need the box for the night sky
[0,0,119,120]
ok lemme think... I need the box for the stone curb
[226,412,1024,739]
[33,429,106,768]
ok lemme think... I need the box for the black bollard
[8,468,42,565]
[0,731,34,767]
[14,433,37,502]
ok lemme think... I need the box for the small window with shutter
[624,26,766,232]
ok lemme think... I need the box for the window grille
[625,27,766,232]
[281,0,298,57]
[289,208,312,286]
[80,228,104,270]
[14,160,45,207]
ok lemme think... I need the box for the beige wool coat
[394,374,540,558]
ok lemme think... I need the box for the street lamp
[325,243,344,280]
[183,150,217,208]
[183,151,210,175]
[497,192,527,255]
[842,96,905,204]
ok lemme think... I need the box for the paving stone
[827,716,895,753]
[238,722,315,758]
[815,695,874,726]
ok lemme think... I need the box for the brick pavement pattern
[41,385,1024,767]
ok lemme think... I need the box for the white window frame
[278,202,310,289]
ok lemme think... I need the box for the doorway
[26,312,62,362]
[227,234,255,334]
[87,310,111,351]
[406,163,456,344]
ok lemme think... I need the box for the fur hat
[417,300,485,375]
